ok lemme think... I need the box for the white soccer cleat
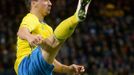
[76,0,92,22]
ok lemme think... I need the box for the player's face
[36,0,52,16]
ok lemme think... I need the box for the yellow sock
[54,13,79,41]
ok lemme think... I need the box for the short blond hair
[25,0,38,11]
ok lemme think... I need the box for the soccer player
[14,0,91,75]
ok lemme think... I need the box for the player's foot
[76,0,92,22]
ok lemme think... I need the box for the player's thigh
[18,46,54,75]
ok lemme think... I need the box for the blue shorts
[18,46,54,75]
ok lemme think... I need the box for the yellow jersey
[14,13,53,73]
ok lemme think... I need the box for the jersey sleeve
[20,15,39,32]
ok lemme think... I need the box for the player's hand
[67,64,85,75]
[27,34,43,46]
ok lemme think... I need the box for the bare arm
[53,59,85,74]
[17,27,43,46]
[17,27,31,40]
[53,59,70,73]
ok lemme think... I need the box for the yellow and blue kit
[14,13,54,75]
[14,12,79,75]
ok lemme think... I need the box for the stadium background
[0,0,134,75]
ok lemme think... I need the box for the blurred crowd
[0,0,134,75]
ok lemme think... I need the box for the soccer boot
[76,0,92,21]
